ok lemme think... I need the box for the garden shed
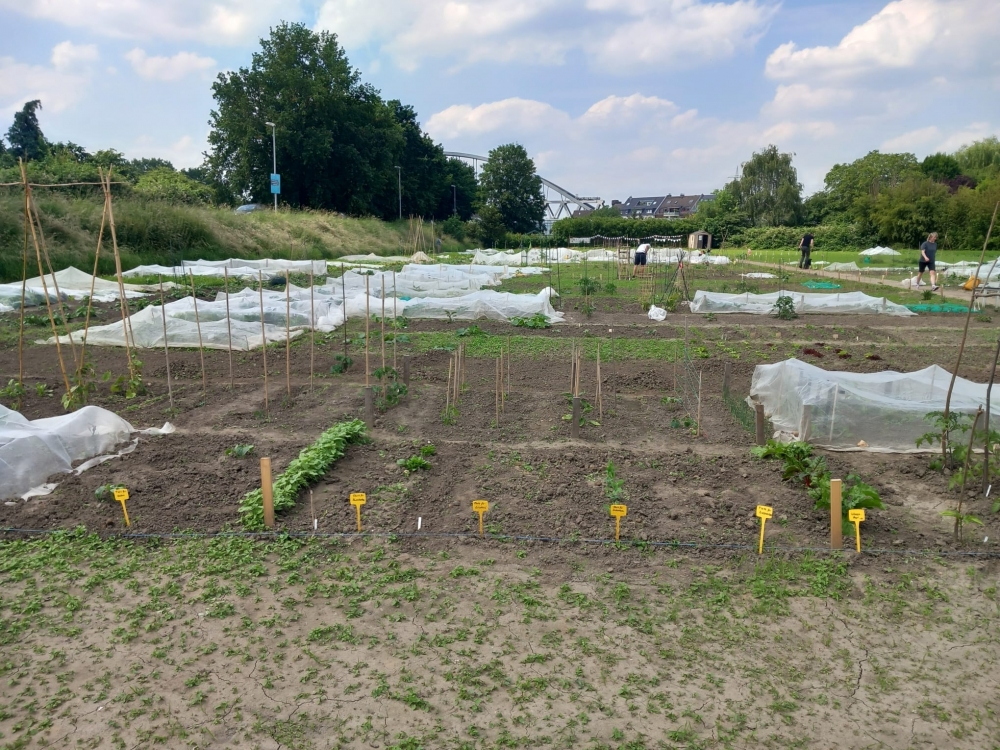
[688,231,712,250]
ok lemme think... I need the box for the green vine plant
[604,460,627,504]
[511,313,551,329]
[771,295,797,320]
[441,404,459,425]
[941,509,983,542]
[105,353,146,400]
[576,276,600,318]
[561,394,599,428]
[373,366,407,411]
[329,354,353,374]
[63,354,97,411]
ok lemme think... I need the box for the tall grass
[0,191,467,282]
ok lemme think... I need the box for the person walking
[798,232,814,269]
[915,232,939,291]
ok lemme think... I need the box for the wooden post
[392,271,398,371]
[506,334,511,400]
[309,271,315,391]
[380,274,387,379]
[341,263,349,364]
[261,457,275,529]
[403,354,410,386]
[285,269,291,398]
[189,271,207,396]
[445,357,452,414]
[571,396,581,438]
[755,402,766,445]
[78,184,108,380]
[158,276,174,410]
[696,369,703,437]
[101,168,135,363]
[830,478,842,550]
[224,267,234,389]
[365,274,370,387]
[258,271,269,419]
[364,385,375,429]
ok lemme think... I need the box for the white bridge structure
[445,151,603,232]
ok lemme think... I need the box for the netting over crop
[690,290,915,316]
[750,358,1000,452]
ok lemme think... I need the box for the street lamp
[451,184,456,215]
[395,166,402,221]
[265,121,277,211]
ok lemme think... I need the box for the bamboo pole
[942,202,998,461]
[309,271,315,392]
[984,338,999,495]
[506,334,511,400]
[341,263,348,364]
[101,168,135,369]
[189,271,207,396]
[17,174,28,392]
[446,357,453,414]
[78,185,108,379]
[158,276,174,410]
[285,270,291,398]
[28,187,77,368]
[224,267,234,389]
[365,275,371,387]
[21,162,71,397]
[380,276,386,377]
[392,271,397,371]
[696,369,703,438]
[259,271,269,418]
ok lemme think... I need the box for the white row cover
[473,247,729,266]
[0,404,173,499]
[124,263,283,280]
[859,246,900,256]
[182,258,328,274]
[0,266,155,307]
[750,358,1000,452]
[690,290,915,316]
[46,286,563,350]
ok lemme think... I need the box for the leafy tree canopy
[955,136,1000,182]
[920,152,961,182]
[729,145,803,227]
[6,100,48,162]
[477,143,545,234]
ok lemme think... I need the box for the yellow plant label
[113,488,129,502]
[472,500,489,512]
[610,504,627,518]
[848,508,865,522]
[350,493,366,507]
[755,505,773,519]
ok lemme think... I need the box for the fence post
[364,386,375,429]
[754,403,766,446]
[830,478,843,549]
[260,457,274,529]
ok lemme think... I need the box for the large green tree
[6,100,48,162]
[437,157,477,220]
[955,136,1000,182]
[207,22,403,213]
[870,177,949,246]
[729,145,802,227]
[820,150,920,224]
[477,144,545,234]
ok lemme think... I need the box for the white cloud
[129,134,206,168]
[935,122,992,153]
[0,0,293,44]
[51,41,98,71]
[125,49,216,81]
[579,94,677,127]
[765,0,1000,80]
[761,84,853,118]
[316,0,776,71]
[426,98,569,140]
[880,126,939,151]
[0,42,97,114]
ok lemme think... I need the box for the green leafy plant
[772,295,797,320]
[239,419,368,528]
[692,346,710,359]
[603,282,617,295]
[106,353,145,399]
[441,404,459,425]
[397,455,431,473]
[921,290,934,301]
[941,509,983,542]
[456,325,483,337]
[604,461,626,502]
[664,293,681,313]
[660,396,682,405]
[916,411,974,469]
[975,314,992,323]
[0,379,27,410]
[373,366,407,410]
[95,483,126,500]
[226,444,255,458]
[330,354,353,374]
[511,313,550,329]
[419,443,436,457]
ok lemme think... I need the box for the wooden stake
[696,369,703,438]
[755,402,766,446]
[188,271,207,396]
[446,357,453,413]
[27,188,77,368]
[158,276,174,410]
[506,334,511,399]
[223,267,234,389]
[101,168,135,365]
[17,176,28,392]
[309,271,315,392]
[78,185,108,380]
[830,478,842,549]
[380,276,386,377]
[259,271,269,419]
[392,271,398,371]
[942,201,999,461]
[365,274,371,387]
[341,263,349,363]
[21,163,71,397]
[260,457,275,529]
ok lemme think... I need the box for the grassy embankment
[0,191,471,283]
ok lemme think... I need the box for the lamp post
[451,184,456,215]
[265,121,277,211]
[395,166,402,221]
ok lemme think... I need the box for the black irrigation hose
[0,526,996,559]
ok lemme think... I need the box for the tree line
[0,22,548,245]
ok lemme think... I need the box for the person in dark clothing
[915,232,939,291]
[798,233,814,268]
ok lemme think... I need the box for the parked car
[234,204,264,214]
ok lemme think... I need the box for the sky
[1,0,998,202]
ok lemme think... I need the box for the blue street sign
[270,173,281,194]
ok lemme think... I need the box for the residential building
[616,194,714,219]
